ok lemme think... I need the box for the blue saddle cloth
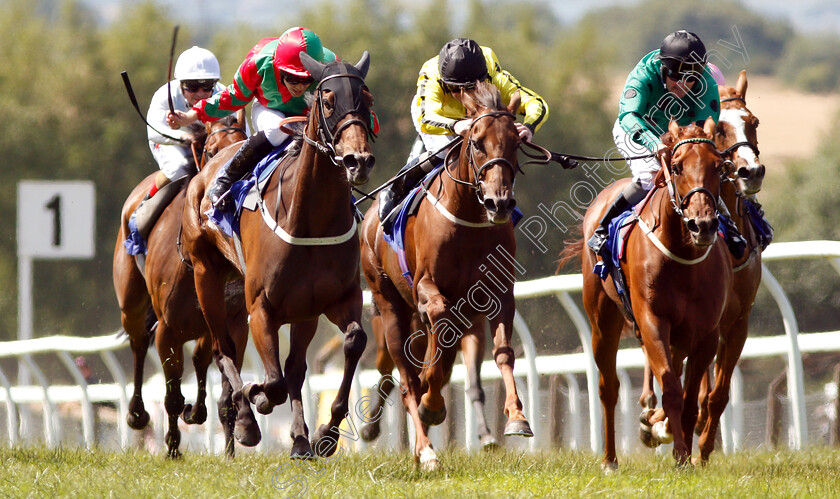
[206,139,292,238]
[592,210,635,281]
[383,167,523,287]
[123,214,146,256]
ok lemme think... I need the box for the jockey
[587,30,746,258]
[146,46,225,200]
[168,27,336,211]
[377,37,549,223]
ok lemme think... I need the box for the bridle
[443,110,521,203]
[661,137,720,223]
[302,73,373,167]
[717,95,760,159]
[199,125,248,165]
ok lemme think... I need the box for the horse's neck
[285,128,351,232]
[648,188,696,250]
[435,155,484,220]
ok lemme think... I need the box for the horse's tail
[556,222,585,273]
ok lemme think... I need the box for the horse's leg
[640,319,690,465]
[193,257,260,446]
[695,364,713,437]
[244,294,288,414]
[182,334,211,425]
[681,332,718,462]
[485,305,532,438]
[698,318,749,463]
[460,331,497,448]
[360,312,396,443]
[313,295,368,458]
[155,323,185,459]
[217,371,237,458]
[589,305,625,471]
[638,349,659,448]
[124,305,154,430]
[281,319,318,459]
[414,277,459,427]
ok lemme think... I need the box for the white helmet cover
[174,46,221,80]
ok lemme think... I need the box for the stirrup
[587,230,608,254]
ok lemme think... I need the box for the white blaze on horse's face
[719,106,764,195]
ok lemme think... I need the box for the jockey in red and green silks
[168,26,336,210]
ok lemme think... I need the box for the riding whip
[166,25,180,115]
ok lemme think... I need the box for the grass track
[2,446,839,497]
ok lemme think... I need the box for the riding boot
[378,153,438,223]
[206,131,273,211]
[587,181,647,255]
[717,199,747,259]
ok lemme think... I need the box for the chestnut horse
[694,70,765,460]
[636,72,768,462]
[561,118,732,470]
[181,53,375,458]
[113,113,249,457]
[361,82,530,470]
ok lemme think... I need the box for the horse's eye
[470,139,484,154]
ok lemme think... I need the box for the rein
[443,111,519,204]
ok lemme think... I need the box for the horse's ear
[460,89,478,116]
[299,51,326,82]
[703,116,716,137]
[354,51,370,78]
[735,70,748,99]
[668,120,680,139]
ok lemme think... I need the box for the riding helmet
[274,26,325,77]
[174,46,221,81]
[658,30,707,80]
[438,38,489,86]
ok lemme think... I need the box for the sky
[79,0,840,34]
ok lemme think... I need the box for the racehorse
[112,112,248,458]
[181,52,375,458]
[635,72,768,461]
[360,81,530,470]
[560,118,733,470]
[693,70,765,461]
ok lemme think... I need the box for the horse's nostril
[367,155,376,169]
[483,198,496,211]
[737,166,750,179]
[508,198,516,210]
[343,155,358,170]
[687,219,699,233]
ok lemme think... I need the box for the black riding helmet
[658,30,707,81]
[438,38,489,87]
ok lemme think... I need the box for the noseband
[443,110,521,203]
[303,73,373,167]
[664,137,719,222]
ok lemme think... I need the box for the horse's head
[716,70,764,195]
[300,51,375,186]
[663,117,723,247]
[456,81,519,224]
[202,110,248,168]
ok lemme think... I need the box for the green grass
[2,446,839,498]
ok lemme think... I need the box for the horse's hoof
[290,435,315,460]
[639,409,655,426]
[167,448,183,460]
[503,419,533,437]
[234,417,262,447]
[312,424,340,458]
[243,383,273,414]
[418,402,446,426]
[480,435,500,450]
[181,403,207,425]
[602,461,619,474]
[418,447,439,472]
[639,423,659,448]
[652,418,673,444]
[127,409,150,430]
[360,422,381,442]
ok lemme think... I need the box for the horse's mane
[471,81,504,113]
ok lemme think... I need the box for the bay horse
[112,112,249,458]
[560,118,732,470]
[636,72,768,462]
[360,81,530,470]
[181,52,375,458]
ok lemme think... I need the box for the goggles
[181,80,216,93]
